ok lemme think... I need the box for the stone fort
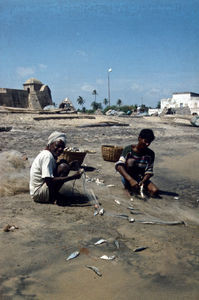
[0,78,53,109]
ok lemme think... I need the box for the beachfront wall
[161,92,199,115]
[0,78,53,110]
[0,88,28,108]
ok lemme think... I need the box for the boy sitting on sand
[115,129,159,197]
[29,131,82,203]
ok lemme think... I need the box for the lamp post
[108,68,112,107]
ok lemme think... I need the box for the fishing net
[0,150,30,197]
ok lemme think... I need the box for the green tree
[156,101,161,109]
[117,99,122,107]
[92,90,98,102]
[91,101,102,111]
[103,98,108,106]
[77,96,85,110]
[140,104,149,112]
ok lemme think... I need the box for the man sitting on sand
[30,131,82,203]
[115,129,159,197]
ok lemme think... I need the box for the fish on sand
[86,265,102,277]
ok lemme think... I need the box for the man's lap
[31,182,72,203]
[31,183,50,203]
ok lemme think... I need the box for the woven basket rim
[59,151,86,165]
[63,150,86,154]
[101,145,123,148]
[101,145,123,162]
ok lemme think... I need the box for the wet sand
[0,113,199,299]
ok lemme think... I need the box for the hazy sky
[0,0,199,108]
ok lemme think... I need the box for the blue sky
[0,0,199,108]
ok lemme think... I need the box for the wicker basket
[101,145,123,162]
[58,150,87,165]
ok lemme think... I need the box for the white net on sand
[0,150,30,197]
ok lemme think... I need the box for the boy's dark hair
[139,129,155,142]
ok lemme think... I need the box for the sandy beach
[0,113,199,299]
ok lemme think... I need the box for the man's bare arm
[45,170,82,188]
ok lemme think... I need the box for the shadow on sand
[81,166,96,172]
[159,190,179,197]
[56,190,91,207]
[125,188,179,201]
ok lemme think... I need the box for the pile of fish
[64,146,84,152]
[66,238,119,277]
[85,175,105,186]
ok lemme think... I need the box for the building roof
[173,92,199,97]
[24,78,43,85]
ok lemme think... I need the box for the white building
[161,92,199,115]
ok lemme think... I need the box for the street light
[108,68,112,107]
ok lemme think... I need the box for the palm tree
[156,101,161,109]
[103,98,108,106]
[91,101,102,111]
[140,104,148,112]
[92,90,98,102]
[117,99,122,107]
[77,96,85,110]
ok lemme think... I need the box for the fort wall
[0,88,28,108]
[0,78,53,109]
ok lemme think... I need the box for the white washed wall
[161,93,199,114]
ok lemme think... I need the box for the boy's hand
[129,179,139,191]
[73,169,84,179]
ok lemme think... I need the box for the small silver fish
[96,178,104,186]
[100,255,116,260]
[140,184,145,198]
[127,206,135,210]
[114,199,121,205]
[116,214,129,219]
[114,240,120,249]
[133,247,148,252]
[107,184,115,187]
[128,217,135,223]
[66,251,80,261]
[86,265,102,277]
[99,208,104,215]
[94,239,107,245]
[94,210,99,216]
[130,211,142,215]
[136,220,185,225]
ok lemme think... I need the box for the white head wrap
[47,131,66,145]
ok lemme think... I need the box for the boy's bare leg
[146,181,159,197]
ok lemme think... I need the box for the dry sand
[0,113,199,299]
